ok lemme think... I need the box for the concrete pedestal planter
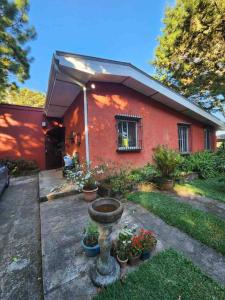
[81,239,100,257]
[82,187,98,202]
[88,197,124,287]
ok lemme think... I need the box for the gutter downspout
[55,60,90,167]
[83,86,90,168]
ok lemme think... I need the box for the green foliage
[0,0,36,95]
[128,191,225,255]
[152,0,225,114]
[153,145,183,178]
[128,164,158,183]
[95,249,225,300]
[215,146,225,174]
[83,222,99,247]
[109,170,134,196]
[1,88,45,107]
[180,151,220,178]
[116,227,133,260]
[0,158,38,176]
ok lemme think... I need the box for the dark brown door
[45,127,65,170]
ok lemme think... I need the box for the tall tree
[0,0,36,95]
[152,0,225,115]
[1,88,45,107]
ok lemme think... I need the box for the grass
[94,249,225,300]
[128,191,225,255]
[174,178,225,203]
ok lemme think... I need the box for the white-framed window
[204,128,212,150]
[178,125,190,153]
[116,115,142,151]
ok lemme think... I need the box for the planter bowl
[81,239,100,257]
[88,197,124,224]
[82,187,98,202]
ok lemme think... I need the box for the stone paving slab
[39,169,78,202]
[40,194,225,299]
[0,175,43,300]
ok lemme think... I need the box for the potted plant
[153,145,183,190]
[82,175,99,202]
[82,222,100,257]
[139,228,157,261]
[129,234,142,266]
[116,227,133,268]
[66,163,104,202]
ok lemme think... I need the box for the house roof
[45,51,225,129]
[217,134,225,140]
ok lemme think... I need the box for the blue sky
[22,0,174,93]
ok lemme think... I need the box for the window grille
[115,115,142,152]
[204,128,211,150]
[178,125,189,153]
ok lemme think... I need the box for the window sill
[117,147,142,153]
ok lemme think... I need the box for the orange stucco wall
[87,83,216,168]
[63,92,86,162]
[0,104,45,169]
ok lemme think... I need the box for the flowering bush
[129,235,143,257]
[116,227,133,260]
[139,228,157,251]
[66,163,104,191]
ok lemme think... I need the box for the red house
[0,52,224,170]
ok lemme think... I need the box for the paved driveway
[0,175,43,300]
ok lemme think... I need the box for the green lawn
[128,191,225,255]
[174,178,225,203]
[94,249,225,300]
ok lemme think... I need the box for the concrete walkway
[166,192,225,220]
[0,175,43,300]
[39,169,78,202]
[40,195,225,300]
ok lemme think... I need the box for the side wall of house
[63,92,86,162]
[0,104,45,169]
[87,83,216,168]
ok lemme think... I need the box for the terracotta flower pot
[159,178,174,191]
[129,253,141,266]
[82,187,98,202]
[117,255,128,268]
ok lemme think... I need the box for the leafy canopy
[152,0,225,114]
[0,0,36,95]
[1,87,45,107]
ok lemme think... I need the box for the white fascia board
[127,66,224,128]
[55,53,224,128]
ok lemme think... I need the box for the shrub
[153,145,183,179]
[180,151,218,179]
[128,164,158,183]
[215,147,225,174]
[0,158,39,176]
[109,170,134,196]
